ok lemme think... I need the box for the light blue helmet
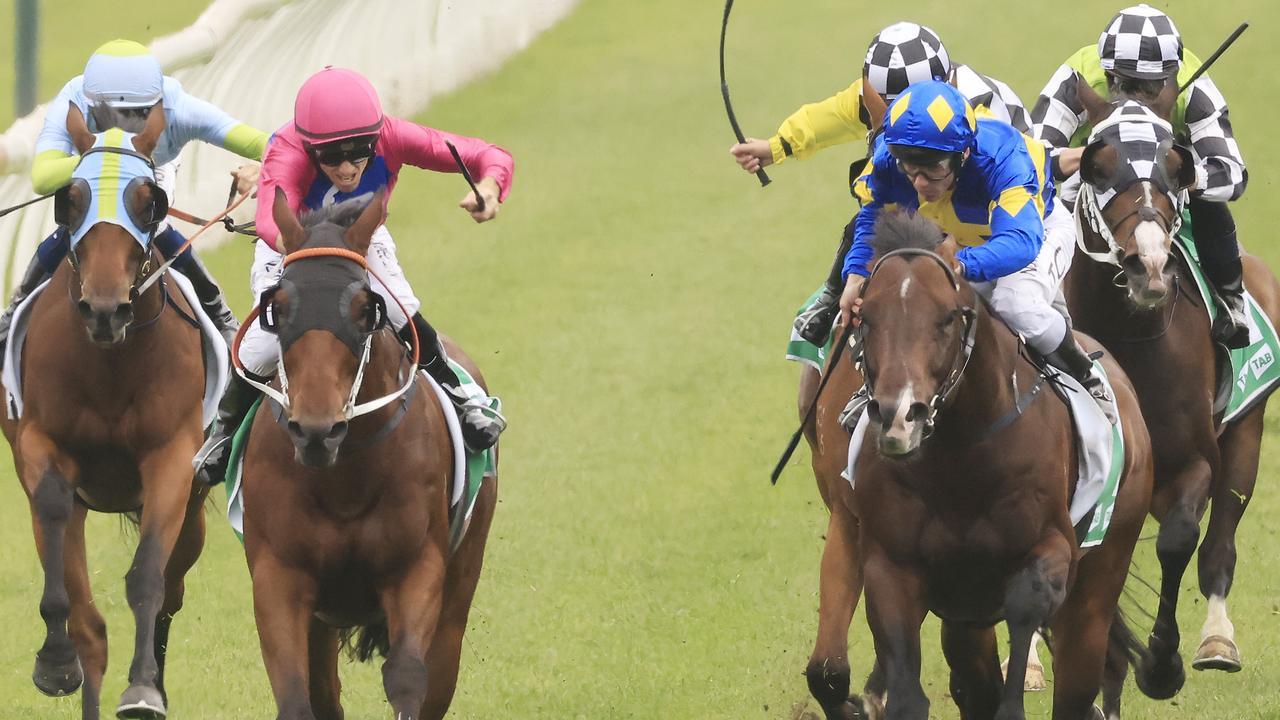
[82,40,163,109]
[882,80,976,155]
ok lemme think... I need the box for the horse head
[856,211,976,457]
[1074,76,1196,308]
[59,103,168,344]
[262,188,389,468]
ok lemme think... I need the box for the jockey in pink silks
[194,67,513,486]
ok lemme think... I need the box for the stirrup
[838,387,870,431]
[192,434,232,486]
[794,289,839,346]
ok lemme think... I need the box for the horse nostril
[1121,254,1148,277]
[327,421,348,440]
[77,300,93,320]
[907,402,929,422]
[113,302,133,324]
[287,420,304,441]
[866,400,882,425]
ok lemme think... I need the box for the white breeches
[153,158,179,233]
[237,224,420,376]
[971,199,1075,354]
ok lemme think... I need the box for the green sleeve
[30,150,79,195]
[224,123,270,161]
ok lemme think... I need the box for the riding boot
[0,253,53,357]
[1189,197,1250,349]
[1043,335,1119,424]
[404,312,506,451]
[794,282,840,345]
[192,373,260,487]
[172,243,240,350]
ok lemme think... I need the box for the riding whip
[1179,22,1248,94]
[0,192,55,218]
[720,0,770,187]
[771,322,855,484]
[446,140,486,213]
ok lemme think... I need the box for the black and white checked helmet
[1098,4,1182,80]
[863,22,950,101]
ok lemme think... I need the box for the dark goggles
[311,137,378,167]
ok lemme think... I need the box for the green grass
[3,0,1280,717]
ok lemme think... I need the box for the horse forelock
[870,210,945,259]
[300,194,376,231]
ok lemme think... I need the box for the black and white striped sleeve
[1029,64,1085,149]
[1182,76,1247,201]
[951,64,1032,134]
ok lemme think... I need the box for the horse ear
[1149,77,1179,122]
[131,104,166,158]
[344,190,386,256]
[1080,140,1115,187]
[1075,72,1113,127]
[66,104,95,155]
[862,74,889,133]
[1166,143,1197,191]
[272,187,306,254]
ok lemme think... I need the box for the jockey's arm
[768,80,868,165]
[388,116,514,205]
[253,132,313,250]
[957,166,1045,283]
[1029,59,1089,181]
[173,89,269,161]
[30,82,84,194]
[1182,77,1247,202]
[841,153,889,283]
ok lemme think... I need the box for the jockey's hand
[460,176,501,223]
[838,274,866,328]
[729,138,773,174]
[1054,146,1086,179]
[230,163,260,197]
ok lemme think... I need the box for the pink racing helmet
[293,66,384,145]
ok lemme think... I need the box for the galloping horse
[1066,80,1280,680]
[238,190,497,720]
[827,210,1157,719]
[1,105,211,719]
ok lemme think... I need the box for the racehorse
[1,104,211,719]
[1066,79,1280,683]
[238,190,497,720]
[824,209,1158,719]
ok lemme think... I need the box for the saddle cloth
[223,359,496,555]
[3,271,228,428]
[842,359,1125,548]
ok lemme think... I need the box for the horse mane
[299,193,376,230]
[870,209,945,258]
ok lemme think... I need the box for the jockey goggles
[310,136,378,167]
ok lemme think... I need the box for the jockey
[1030,4,1250,348]
[838,80,1118,422]
[730,21,1031,346]
[193,66,512,486]
[0,39,266,353]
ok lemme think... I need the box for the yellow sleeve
[223,123,270,162]
[30,149,79,195]
[768,80,869,164]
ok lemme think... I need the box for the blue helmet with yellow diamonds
[882,80,976,156]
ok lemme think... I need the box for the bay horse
[1,104,210,719]
[238,190,497,720]
[835,210,1157,720]
[1066,80,1280,681]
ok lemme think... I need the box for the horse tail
[339,619,391,663]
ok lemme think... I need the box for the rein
[231,246,421,422]
[1074,182,1182,270]
[856,248,979,437]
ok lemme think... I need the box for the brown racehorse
[238,190,497,720]
[1065,81,1280,686]
[1,105,210,719]
[827,210,1158,720]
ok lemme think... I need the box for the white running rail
[0,0,576,289]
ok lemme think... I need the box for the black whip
[446,140,486,213]
[771,323,855,484]
[720,0,770,187]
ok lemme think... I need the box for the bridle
[1074,180,1182,272]
[232,246,420,422]
[853,248,979,437]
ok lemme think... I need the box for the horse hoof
[1192,635,1242,673]
[1023,663,1047,692]
[116,684,166,719]
[1136,649,1185,700]
[32,653,83,697]
[1091,705,1105,720]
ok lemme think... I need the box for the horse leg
[19,427,84,698]
[308,618,344,720]
[153,483,209,706]
[381,541,447,720]
[253,551,319,720]
[421,481,496,720]
[116,436,202,718]
[1140,461,1209,700]
[1194,404,1264,672]
[1101,615,1131,720]
[1001,632,1047,692]
[861,550,928,720]
[940,621,1000,720]
[995,535,1071,720]
[806,508,864,720]
[64,501,108,720]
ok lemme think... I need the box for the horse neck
[930,301,1020,447]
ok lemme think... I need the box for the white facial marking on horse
[899,277,911,300]
[882,381,918,452]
